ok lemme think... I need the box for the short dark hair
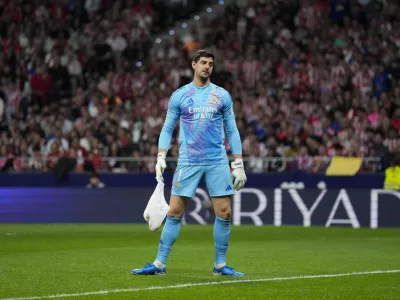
[192,50,215,63]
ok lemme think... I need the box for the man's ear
[192,61,196,70]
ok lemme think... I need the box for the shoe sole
[213,271,222,276]
[213,271,245,276]
[132,272,166,276]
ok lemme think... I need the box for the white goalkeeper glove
[155,152,167,181]
[231,158,247,191]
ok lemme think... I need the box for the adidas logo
[187,98,194,105]
[225,185,233,191]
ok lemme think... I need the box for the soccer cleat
[213,265,245,276]
[132,263,166,275]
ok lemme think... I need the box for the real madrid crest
[212,95,219,105]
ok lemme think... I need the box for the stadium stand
[0,0,399,174]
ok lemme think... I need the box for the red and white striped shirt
[241,59,260,89]
[352,71,373,96]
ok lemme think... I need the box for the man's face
[192,57,214,80]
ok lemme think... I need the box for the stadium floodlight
[181,23,187,28]
[136,61,142,67]
[169,30,174,36]
[207,7,212,13]
[219,0,224,4]
[194,15,200,21]
[155,38,161,44]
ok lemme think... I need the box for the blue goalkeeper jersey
[158,82,242,165]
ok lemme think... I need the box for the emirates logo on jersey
[188,106,218,119]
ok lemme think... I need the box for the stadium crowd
[0,0,399,174]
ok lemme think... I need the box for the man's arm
[156,93,180,180]
[223,92,242,157]
[158,93,181,153]
[223,91,247,191]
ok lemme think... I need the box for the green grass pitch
[0,225,399,300]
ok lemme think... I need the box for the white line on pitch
[2,269,399,300]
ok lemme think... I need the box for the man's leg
[206,164,244,276]
[212,196,232,268]
[153,195,189,268]
[133,165,203,275]
[132,195,189,275]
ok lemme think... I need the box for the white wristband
[157,152,166,160]
[231,158,244,168]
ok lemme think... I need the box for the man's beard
[198,72,210,82]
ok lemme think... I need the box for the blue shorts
[171,164,234,198]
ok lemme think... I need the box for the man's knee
[168,206,185,218]
[216,206,231,219]
[167,195,188,218]
[213,198,232,219]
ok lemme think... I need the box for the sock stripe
[215,216,231,223]
[166,216,181,222]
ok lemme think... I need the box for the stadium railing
[0,156,382,173]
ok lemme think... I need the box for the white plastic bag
[143,178,170,231]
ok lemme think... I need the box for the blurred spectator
[0,0,399,175]
[86,170,105,188]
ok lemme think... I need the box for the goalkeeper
[132,50,247,276]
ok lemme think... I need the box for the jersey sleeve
[158,92,181,150]
[223,91,242,155]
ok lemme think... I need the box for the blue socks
[155,216,181,264]
[154,215,231,267]
[214,216,231,265]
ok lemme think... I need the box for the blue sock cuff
[215,216,231,224]
[167,216,181,222]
